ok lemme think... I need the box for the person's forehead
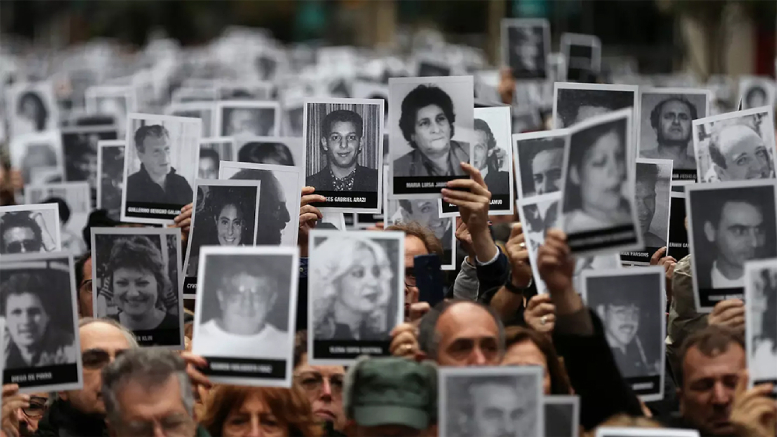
[80,322,131,351]
[471,383,520,403]
[329,120,358,133]
[719,126,763,153]
[438,302,498,338]
[720,201,762,223]
[416,104,444,118]
[683,345,745,380]
[229,272,273,288]
[4,226,35,237]
[660,100,691,115]
[296,362,345,376]
[405,235,429,258]
[141,135,168,150]
[531,149,563,171]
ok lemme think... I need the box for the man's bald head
[709,124,771,181]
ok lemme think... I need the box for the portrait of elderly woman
[95,233,181,345]
[393,84,470,178]
[1,271,77,369]
[310,233,401,343]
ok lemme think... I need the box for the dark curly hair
[0,211,43,250]
[17,91,48,131]
[107,236,172,308]
[1,273,51,316]
[399,85,456,148]
[133,125,169,154]
[238,141,294,166]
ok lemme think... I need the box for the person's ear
[703,221,716,243]
[569,166,580,186]
[321,136,328,151]
[358,137,364,154]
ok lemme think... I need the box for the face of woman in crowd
[337,245,389,313]
[221,391,288,437]
[574,130,625,214]
[112,267,159,317]
[216,204,244,246]
[219,273,276,336]
[501,339,552,395]
[412,104,452,158]
[6,292,49,348]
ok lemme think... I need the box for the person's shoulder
[168,171,190,186]
[450,140,470,160]
[355,165,379,190]
[158,312,180,330]
[393,151,417,176]
[640,149,660,159]
[307,167,328,185]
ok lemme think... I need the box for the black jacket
[35,398,108,437]
[126,164,193,207]
[306,165,379,192]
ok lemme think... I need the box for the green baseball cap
[345,357,437,430]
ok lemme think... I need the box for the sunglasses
[5,239,41,254]
[21,397,48,419]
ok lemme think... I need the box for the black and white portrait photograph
[637,88,711,181]
[96,140,126,221]
[283,104,305,137]
[303,98,384,212]
[236,136,304,170]
[6,81,59,138]
[744,259,777,391]
[121,113,201,224]
[469,106,514,215]
[692,106,776,183]
[216,101,280,137]
[621,159,672,265]
[738,76,776,111]
[384,167,455,271]
[61,125,119,196]
[686,180,777,312]
[560,33,601,84]
[667,191,689,260]
[198,138,235,180]
[219,161,301,247]
[308,229,404,365]
[560,109,642,255]
[217,81,274,101]
[440,366,544,437]
[389,76,474,198]
[25,182,91,256]
[85,85,135,135]
[9,130,66,186]
[193,246,298,387]
[91,227,185,348]
[0,204,61,255]
[166,102,216,138]
[513,129,568,199]
[595,428,703,437]
[582,267,666,401]
[0,252,83,392]
[351,81,389,125]
[183,180,261,292]
[416,58,452,78]
[501,18,550,80]
[553,82,638,129]
[171,86,218,104]
[544,395,580,437]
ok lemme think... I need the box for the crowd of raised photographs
[0,20,776,437]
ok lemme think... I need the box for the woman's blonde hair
[585,413,662,436]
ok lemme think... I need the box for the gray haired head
[79,317,139,348]
[101,348,194,424]
[417,299,506,361]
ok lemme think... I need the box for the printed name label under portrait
[125,201,186,220]
[699,287,744,308]
[393,176,466,195]
[567,225,639,253]
[673,169,697,182]
[627,375,661,396]
[134,328,181,347]
[314,340,391,360]
[621,245,662,264]
[312,191,378,209]
[4,364,79,387]
[204,357,287,379]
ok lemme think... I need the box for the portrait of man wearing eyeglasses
[0,210,57,255]
[195,255,291,360]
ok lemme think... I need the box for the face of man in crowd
[704,201,765,273]
[679,343,746,436]
[216,204,244,246]
[218,272,276,335]
[199,156,218,180]
[471,383,530,437]
[17,392,48,436]
[227,109,258,136]
[635,177,657,235]
[472,131,489,170]
[603,303,639,348]
[716,126,771,180]
[295,353,346,430]
[61,322,132,415]
[657,100,692,145]
[2,226,41,254]
[412,104,452,158]
[435,302,501,366]
[573,131,625,213]
[108,374,195,437]
[6,292,49,349]
[531,149,563,195]
[338,245,389,314]
[501,340,552,395]
[322,120,362,170]
[137,135,171,180]
[112,267,159,318]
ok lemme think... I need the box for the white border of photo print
[560,33,602,82]
[439,366,544,437]
[518,192,561,294]
[90,227,185,349]
[183,179,262,295]
[302,97,385,212]
[744,258,777,392]
[558,108,643,256]
[636,87,711,182]
[383,167,456,271]
[685,179,777,312]
[9,130,66,186]
[96,140,125,221]
[192,245,299,388]
[738,76,777,111]
[0,251,83,393]
[25,181,91,256]
[500,18,551,80]
[692,106,776,183]
[440,106,514,217]
[595,428,701,437]
[621,158,673,265]
[388,76,474,199]
[543,395,580,437]
[5,81,60,138]
[215,100,281,137]
[0,203,61,254]
[166,101,217,138]
[120,113,201,224]
[552,82,638,130]
[581,266,667,401]
[512,129,569,200]
[218,161,301,247]
[307,229,405,366]
[85,85,137,135]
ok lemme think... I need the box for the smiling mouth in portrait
[122,295,150,311]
